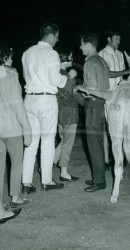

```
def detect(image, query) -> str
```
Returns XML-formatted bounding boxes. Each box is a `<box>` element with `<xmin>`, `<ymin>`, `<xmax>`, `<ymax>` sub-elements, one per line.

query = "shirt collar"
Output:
<box><xmin>37</xmin><ymin>41</ymin><xmax>52</xmax><ymax>49</ymax></box>
<box><xmin>85</xmin><ymin>53</ymin><xmax>98</xmax><ymax>61</ymax></box>
<box><xmin>106</xmin><ymin>45</ymin><xmax>117</xmax><ymax>53</ymax></box>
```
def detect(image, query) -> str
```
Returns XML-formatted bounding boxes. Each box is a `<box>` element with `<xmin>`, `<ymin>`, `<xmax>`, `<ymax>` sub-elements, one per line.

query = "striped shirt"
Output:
<box><xmin>99</xmin><ymin>45</ymin><xmax>125</xmax><ymax>90</ymax></box>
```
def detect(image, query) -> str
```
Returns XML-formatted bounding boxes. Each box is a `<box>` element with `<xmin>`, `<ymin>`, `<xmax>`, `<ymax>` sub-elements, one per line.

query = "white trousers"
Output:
<box><xmin>22</xmin><ymin>95</ymin><xmax>58</xmax><ymax>184</ymax></box>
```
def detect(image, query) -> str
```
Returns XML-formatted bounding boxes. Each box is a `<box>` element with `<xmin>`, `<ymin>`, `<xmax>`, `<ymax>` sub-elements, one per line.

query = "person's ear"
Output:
<box><xmin>3</xmin><ymin>56</ymin><xmax>7</xmax><ymax>64</ymax></box>
<box><xmin>49</xmin><ymin>34</ymin><xmax>54</xmax><ymax>42</ymax></box>
<box><xmin>107</xmin><ymin>37</ymin><xmax>111</xmax><ymax>43</ymax></box>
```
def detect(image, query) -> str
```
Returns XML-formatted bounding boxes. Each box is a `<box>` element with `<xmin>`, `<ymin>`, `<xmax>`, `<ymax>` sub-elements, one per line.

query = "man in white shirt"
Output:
<box><xmin>99</xmin><ymin>30</ymin><xmax>130</xmax><ymax>169</ymax></box>
<box><xmin>22</xmin><ymin>23</ymin><xmax>69</xmax><ymax>193</ymax></box>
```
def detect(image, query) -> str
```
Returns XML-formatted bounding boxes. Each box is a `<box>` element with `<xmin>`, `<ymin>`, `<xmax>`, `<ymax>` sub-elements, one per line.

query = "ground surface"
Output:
<box><xmin>1</xmin><ymin>131</ymin><xmax>130</xmax><ymax>250</ymax></box>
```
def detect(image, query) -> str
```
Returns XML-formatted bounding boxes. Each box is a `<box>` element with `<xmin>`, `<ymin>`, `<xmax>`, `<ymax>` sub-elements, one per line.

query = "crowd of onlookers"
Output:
<box><xmin>1</xmin><ymin>22</ymin><xmax>130</xmax><ymax>224</ymax></box>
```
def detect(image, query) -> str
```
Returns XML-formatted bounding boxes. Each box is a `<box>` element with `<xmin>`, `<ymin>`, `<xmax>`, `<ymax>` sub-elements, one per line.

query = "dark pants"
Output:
<box><xmin>84</xmin><ymin>98</ymin><xmax>105</xmax><ymax>184</ymax></box>
<box><xmin>0</xmin><ymin>136</ymin><xmax>23</xmax><ymax>200</ymax></box>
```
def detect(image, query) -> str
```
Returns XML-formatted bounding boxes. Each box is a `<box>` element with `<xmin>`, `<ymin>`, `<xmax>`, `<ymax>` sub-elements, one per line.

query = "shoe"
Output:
<box><xmin>22</xmin><ymin>184</ymin><xmax>36</xmax><ymax>194</ymax></box>
<box><xmin>0</xmin><ymin>208</ymin><xmax>21</xmax><ymax>224</ymax></box>
<box><xmin>84</xmin><ymin>182</ymin><xmax>106</xmax><ymax>192</ymax></box>
<box><xmin>59</xmin><ymin>176</ymin><xmax>79</xmax><ymax>182</ymax></box>
<box><xmin>85</xmin><ymin>179</ymin><xmax>94</xmax><ymax>185</ymax></box>
<box><xmin>41</xmin><ymin>181</ymin><xmax>64</xmax><ymax>191</ymax></box>
<box><xmin>10</xmin><ymin>199</ymin><xmax>30</xmax><ymax>208</ymax></box>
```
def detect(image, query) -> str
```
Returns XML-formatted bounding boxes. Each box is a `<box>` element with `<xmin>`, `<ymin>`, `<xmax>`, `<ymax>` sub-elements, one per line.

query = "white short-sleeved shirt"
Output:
<box><xmin>99</xmin><ymin>45</ymin><xmax>125</xmax><ymax>90</ymax></box>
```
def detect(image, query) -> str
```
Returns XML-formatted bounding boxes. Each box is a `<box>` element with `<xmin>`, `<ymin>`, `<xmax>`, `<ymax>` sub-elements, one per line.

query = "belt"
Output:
<box><xmin>27</xmin><ymin>92</ymin><xmax>55</xmax><ymax>95</ymax></box>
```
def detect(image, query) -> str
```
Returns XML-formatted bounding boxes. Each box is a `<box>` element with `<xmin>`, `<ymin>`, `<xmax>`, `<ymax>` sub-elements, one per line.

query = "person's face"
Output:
<box><xmin>60</xmin><ymin>53</ymin><xmax>73</xmax><ymax>69</ymax></box>
<box><xmin>51</xmin><ymin>31</ymin><xmax>59</xmax><ymax>47</ymax></box>
<box><xmin>108</xmin><ymin>35</ymin><xmax>121</xmax><ymax>50</ymax></box>
<box><xmin>4</xmin><ymin>55</ymin><xmax>13</xmax><ymax>66</ymax></box>
<box><xmin>80</xmin><ymin>39</ymin><xmax>90</xmax><ymax>56</ymax></box>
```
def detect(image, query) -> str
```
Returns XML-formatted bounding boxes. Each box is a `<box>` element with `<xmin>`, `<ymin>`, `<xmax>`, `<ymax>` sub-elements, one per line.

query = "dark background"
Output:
<box><xmin>1</xmin><ymin>0</ymin><xmax>130</xmax><ymax>82</ymax></box>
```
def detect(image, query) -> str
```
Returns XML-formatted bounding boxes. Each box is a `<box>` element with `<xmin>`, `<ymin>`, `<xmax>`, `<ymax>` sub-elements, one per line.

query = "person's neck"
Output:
<box><xmin>87</xmin><ymin>49</ymin><xmax>97</xmax><ymax>59</ymax></box>
<box><xmin>108</xmin><ymin>44</ymin><xmax>116</xmax><ymax>52</ymax></box>
<box><xmin>90</xmin><ymin>50</ymin><xmax>97</xmax><ymax>56</ymax></box>
<box><xmin>41</xmin><ymin>39</ymin><xmax>52</xmax><ymax>47</ymax></box>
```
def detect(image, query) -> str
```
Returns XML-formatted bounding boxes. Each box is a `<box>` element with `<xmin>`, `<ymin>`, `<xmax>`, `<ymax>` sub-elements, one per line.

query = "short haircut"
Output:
<box><xmin>57</xmin><ymin>46</ymin><xmax>72</xmax><ymax>63</ymax></box>
<box><xmin>107</xmin><ymin>30</ymin><xmax>121</xmax><ymax>38</ymax></box>
<box><xmin>40</xmin><ymin>23</ymin><xmax>59</xmax><ymax>39</ymax></box>
<box><xmin>0</xmin><ymin>42</ymin><xmax>13</xmax><ymax>65</ymax></box>
<box><xmin>80</xmin><ymin>33</ymin><xmax>99</xmax><ymax>48</ymax></box>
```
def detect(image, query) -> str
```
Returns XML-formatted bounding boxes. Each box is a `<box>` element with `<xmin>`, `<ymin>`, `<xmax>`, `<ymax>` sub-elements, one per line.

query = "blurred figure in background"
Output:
<box><xmin>0</xmin><ymin>42</ymin><xmax>31</xmax><ymax>208</ymax></box>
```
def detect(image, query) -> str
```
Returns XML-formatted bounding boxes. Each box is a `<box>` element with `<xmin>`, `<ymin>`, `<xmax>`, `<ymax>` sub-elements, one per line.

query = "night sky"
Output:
<box><xmin>1</xmin><ymin>0</ymin><xmax>130</xmax><ymax>78</ymax></box>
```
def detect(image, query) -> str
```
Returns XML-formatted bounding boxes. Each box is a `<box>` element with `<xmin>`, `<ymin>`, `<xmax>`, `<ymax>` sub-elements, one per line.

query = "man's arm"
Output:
<box><xmin>48</xmin><ymin>51</ymin><xmax>67</xmax><ymax>88</ymax></box>
<box><xmin>74</xmin><ymin>85</ymin><xmax>114</xmax><ymax>101</ymax></box>
<box><xmin>109</xmin><ymin>69</ymin><xmax>130</xmax><ymax>78</ymax></box>
<box><xmin>99</xmin><ymin>50</ymin><xmax>130</xmax><ymax>78</ymax></box>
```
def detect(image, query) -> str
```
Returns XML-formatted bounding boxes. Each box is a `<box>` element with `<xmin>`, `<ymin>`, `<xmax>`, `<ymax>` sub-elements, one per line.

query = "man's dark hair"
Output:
<box><xmin>40</xmin><ymin>23</ymin><xmax>59</xmax><ymax>39</ymax></box>
<box><xmin>0</xmin><ymin>42</ymin><xmax>13</xmax><ymax>65</ymax></box>
<box><xmin>80</xmin><ymin>33</ymin><xmax>99</xmax><ymax>49</ymax></box>
<box><xmin>107</xmin><ymin>30</ymin><xmax>121</xmax><ymax>39</ymax></box>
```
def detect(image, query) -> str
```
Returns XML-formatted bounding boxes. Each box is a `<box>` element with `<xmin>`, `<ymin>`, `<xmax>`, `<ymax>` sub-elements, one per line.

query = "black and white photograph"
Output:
<box><xmin>0</xmin><ymin>0</ymin><xmax>130</xmax><ymax>249</ymax></box>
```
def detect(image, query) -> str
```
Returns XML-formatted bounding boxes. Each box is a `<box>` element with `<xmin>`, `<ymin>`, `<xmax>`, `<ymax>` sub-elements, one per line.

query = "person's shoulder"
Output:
<box><xmin>50</xmin><ymin>48</ymin><xmax>59</xmax><ymax>56</ymax></box>
<box><xmin>47</xmin><ymin>49</ymin><xmax>59</xmax><ymax>60</ymax></box>
<box><xmin>22</xmin><ymin>45</ymin><xmax>37</xmax><ymax>57</ymax></box>
<box><xmin>87</xmin><ymin>55</ymin><xmax>100</xmax><ymax>63</ymax></box>
<box><xmin>99</xmin><ymin>46</ymin><xmax>109</xmax><ymax>56</ymax></box>
<box><xmin>99</xmin><ymin>47</ymin><xmax>107</xmax><ymax>53</ymax></box>
<box><xmin>5</xmin><ymin>66</ymin><xmax>18</xmax><ymax>77</ymax></box>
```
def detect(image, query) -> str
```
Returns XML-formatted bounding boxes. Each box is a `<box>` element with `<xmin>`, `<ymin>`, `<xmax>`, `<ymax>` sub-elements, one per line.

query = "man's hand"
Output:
<box><xmin>73</xmin><ymin>85</ymin><xmax>89</xmax><ymax>95</ymax></box>
<box><xmin>68</xmin><ymin>69</ymin><xmax>77</xmax><ymax>79</ymax></box>
<box><xmin>123</xmin><ymin>68</ymin><xmax>130</xmax><ymax>75</ymax></box>
<box><xmin>24</xmin><ymin>134</ymin><xmax>32</xmax><ymax>147</ymax></box>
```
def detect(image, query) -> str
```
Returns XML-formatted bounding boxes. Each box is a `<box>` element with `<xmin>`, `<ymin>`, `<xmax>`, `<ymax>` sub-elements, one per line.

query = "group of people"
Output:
<box><xmin>0</xmin><ymin>22</ymin><xmax>130</xmax><ymax>223</ymax></box>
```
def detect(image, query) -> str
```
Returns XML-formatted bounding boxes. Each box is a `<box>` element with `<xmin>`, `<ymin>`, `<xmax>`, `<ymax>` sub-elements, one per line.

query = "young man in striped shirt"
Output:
<box><xmin>99</xmin><ymin>30</ymin><xmax>130</xmax><ymax>90</ymax></box>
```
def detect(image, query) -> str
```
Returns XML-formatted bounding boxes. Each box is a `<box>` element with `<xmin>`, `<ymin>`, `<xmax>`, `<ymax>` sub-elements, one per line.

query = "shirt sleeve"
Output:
<box><xmin>47</xmin><ymin>50</ymin><xmax>67</xmax><ymax>88</ymax></box>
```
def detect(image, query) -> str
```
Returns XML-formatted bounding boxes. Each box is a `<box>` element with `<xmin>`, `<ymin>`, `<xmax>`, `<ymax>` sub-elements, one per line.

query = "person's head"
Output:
<box><xmin>80</xmin><ymin>33</ymin><xmax>99</xmax><ymax>56</ymax></box>
<box><xmin>107</xmin><ymin>30</ymin><xmax>121</xmax><ymax>50</ymax></box>
<box><xmin>57</xmin><ymin>46</ymin><xmax>73</xmax><ymax>69</ymax></box>
<box><xmin>0</xmin><ymin>42</ymin><xmax>14</xmax><ymax>66</ymax></box>
<box><xmin>40</xmin><ymin>23</ymin><xmax>59</xmax><ymax>47</ymax></box>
